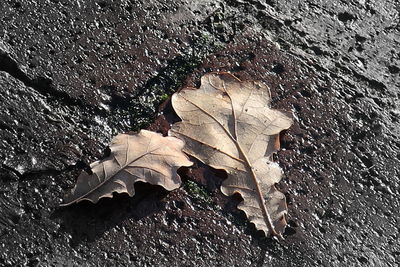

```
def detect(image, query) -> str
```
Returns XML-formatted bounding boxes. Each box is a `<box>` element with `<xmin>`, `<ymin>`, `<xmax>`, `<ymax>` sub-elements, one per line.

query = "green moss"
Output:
<box><xmin>107</xmin><ymin>29</ymin><xmax>227</xmax><ymax>132</ymax></box>
<box><xmin>184</xmin><ymin>180</ymin><xmax>218</xmax><ymax>210</ymax></box>
<box><xmin>159</xmin><ymin>93</ymin><xmax>169</xmax><ymax>102</ymax></box>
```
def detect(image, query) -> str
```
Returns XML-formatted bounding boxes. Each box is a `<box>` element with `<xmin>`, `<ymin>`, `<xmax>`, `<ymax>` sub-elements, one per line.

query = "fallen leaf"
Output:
<box><xmin>62</xmin><ymin>130</ymin><xmax>193</xmax><ymax>206</ymax></box>
<box><xmin>169</xmin><ymin>73</ymin><xmax>292</xmax><ymax>237</ymax></box>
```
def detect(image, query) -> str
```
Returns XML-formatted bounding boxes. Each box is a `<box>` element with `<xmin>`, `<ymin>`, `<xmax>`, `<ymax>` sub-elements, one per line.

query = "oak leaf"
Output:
<box><xmin>169</xmin><ymin>73</ymin><xmax>292</xmax><ymax>237</ymax></box>
<box><xmin>62</xmin><ymin>130</ymin><xmax>192</xmax><ymax>206</ymax></box>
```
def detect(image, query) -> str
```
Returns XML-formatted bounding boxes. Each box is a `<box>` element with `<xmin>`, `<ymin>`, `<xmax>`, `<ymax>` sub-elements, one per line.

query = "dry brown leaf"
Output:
<box><xmin>62</xmin><ymin>130</ymin><xmax>193</xmax><ymax>206</ymax></box>
<box><xmin>169</xmin><ymin>73</ymin><xmax>293</xmax><ymax>237</ymax></box>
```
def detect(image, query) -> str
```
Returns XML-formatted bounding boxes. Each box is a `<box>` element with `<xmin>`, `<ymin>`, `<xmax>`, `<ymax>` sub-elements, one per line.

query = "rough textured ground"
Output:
<box><xmin>0</xmin><ymin>0</ymin><xmax>399</xmax><ymax>266</ymax></box>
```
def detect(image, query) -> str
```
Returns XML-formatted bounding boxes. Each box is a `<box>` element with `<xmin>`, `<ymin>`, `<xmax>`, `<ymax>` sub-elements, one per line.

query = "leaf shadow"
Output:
<box><xmin>51</xmin><ymin>182</ymin><xmax>169</xmax><ymax>247</ymax></box>
<box><xmin>182</xmin><ymin>158</ymin><xmax>300</xmax><ymax>266</ymax></box>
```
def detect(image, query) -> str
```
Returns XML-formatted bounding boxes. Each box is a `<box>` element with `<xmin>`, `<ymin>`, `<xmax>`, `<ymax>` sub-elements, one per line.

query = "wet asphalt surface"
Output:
<box><xmin>0</xmin><ymin>0</ymin><xmax>399</xmax><ymax>266</ymax></box>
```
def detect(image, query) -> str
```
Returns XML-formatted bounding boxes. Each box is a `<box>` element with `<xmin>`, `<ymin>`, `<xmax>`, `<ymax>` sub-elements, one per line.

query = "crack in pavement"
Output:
<box><xmin>0</xmin><ymin>47</ymin><xmax>105</xmax><ymax>115</ymax></box>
